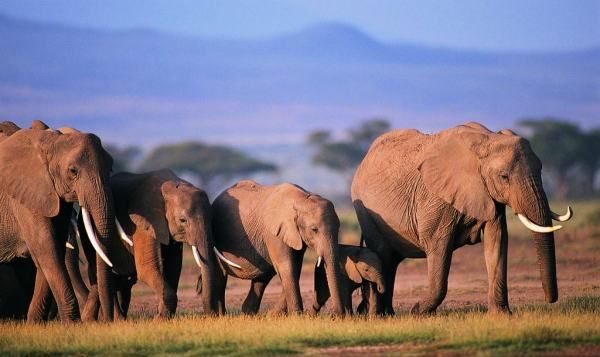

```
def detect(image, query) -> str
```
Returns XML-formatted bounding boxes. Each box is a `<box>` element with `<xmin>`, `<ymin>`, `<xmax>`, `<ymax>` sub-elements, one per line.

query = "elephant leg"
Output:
<box><xmin>242</xmin><ymin>271</ymin><xmax>275</xmax><ymax>314</ymax></box>
<box><xmin>135</xmin><ymin>238</ymin><xmax>176</xmax><ymax>319</ymax></box>
<box><xmin>26</xmin><ymin>230</ymin><xmax>80</xmax><ymax>322</ymax></box>
<box><xmin>114</xmin><ymin>275</ymin><xmax>135</xmax><ymax>319</ymax></box>
<box><xmin>272</xmin><ymin>250</ymin><xmax>303</xmax><ymax>314</ymax></box>
<box><xmin>379</xmin><ymin>257</ymin><xmax>401</xmax><ymax>315</ymax></box>
<box><xmin>411</xmin><ymin>240</ymin><xmax>453</xmax><ymax>315</ymax></box>
<box><xmin>26</xmin><ymin>270</ymin><xmax>54</xmax><ymax>322</ymax></box>
<box><xmin>356</xmin><ymin>283</ymin><xmax>369</xmax><ymax>315</ymax></box>
<box><xmin>82</xmin><ymin>286</ymin><xmax>100</xmax><ymax>322</ymax></box>
<box><xmin>214</xmin><ymin>269</ymin><xmax>228</xmax><ymax>315</ymax></box>
<box><xmin>367</xmin><ymin>282</ymin><xmax>379</xmax><ymax>316</ymax></box>
<box><xmin>139</xmin><ymin>266</ymin><xmax>176</xmax><ymax>319</ymax></box>
<box><xmin>483</xmin><ymin>213</ymin><xmax>510</xmax><ymax>314</ymax></box>
<box><xmin>269</xmin><ymin>290</ymin><xmax>288</xmax><ymax>316</ymax></box>
<box><xmin>310</xmin><ymin>262</ymin><xmax>330</xmax><ymax>315</ymax></box>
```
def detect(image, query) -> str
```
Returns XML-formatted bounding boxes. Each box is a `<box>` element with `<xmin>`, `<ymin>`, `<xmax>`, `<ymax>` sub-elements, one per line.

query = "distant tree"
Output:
<box><xmin>517</xmin><ymin>118</ymin><xmax>600</xmax><ymax>200</ymax></box>
<box><xmin>579</xmin><ymin>129</ymin><xmax>600</xmax><ymax>195</ymax></box>
<box><xmin>138</xmin><ymin>141</ymin><xmax>277</xmax><ymax>192</ymax></box>
<box><xmin>104</xmin><ymin>144</ymin><xmax>142</xmax><ymax>173</ymax></box>
<box><xmin>307</xmin><ymin>118</ymin><xmax>391</xmax><ymax>182</ymax></box>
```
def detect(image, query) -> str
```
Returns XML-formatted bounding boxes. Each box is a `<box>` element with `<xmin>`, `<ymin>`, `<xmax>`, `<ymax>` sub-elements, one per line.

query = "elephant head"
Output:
<box><xmin>418</xmin><ymin>122</ymin><xmax>571</xmax><ymax>303</ymax></box>
<box><xmin>267</xmin><ymin>184</ymin><xmax>347</xmax><ymax>315</ymax></box>
<box><xmin>0</xmin><ymin>128</ymin><xmax>118</xmax><ymax>319</ymax></box>
<box><xmin>344</xmin><ymin>247</ymin><xmax>385</xmax><ymax>294</ymax></box>
<box><xmin>123</xmin><ymin>171</ymin><xmax>218</xmax><ymax>313</ymax></box>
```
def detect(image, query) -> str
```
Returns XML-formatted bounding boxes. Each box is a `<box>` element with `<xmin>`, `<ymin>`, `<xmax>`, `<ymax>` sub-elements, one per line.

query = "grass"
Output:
<box><xmin>0</xmin><ymin>296</ymin><xmax>598</xmax><ymax>356</ymax></box>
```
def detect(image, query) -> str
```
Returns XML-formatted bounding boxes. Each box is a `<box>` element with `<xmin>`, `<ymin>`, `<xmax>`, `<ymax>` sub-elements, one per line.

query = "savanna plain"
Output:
<box><xmin>1</xmin><ymin>201</ymin><xmax>599</xmax><ymax>356</ymax></box>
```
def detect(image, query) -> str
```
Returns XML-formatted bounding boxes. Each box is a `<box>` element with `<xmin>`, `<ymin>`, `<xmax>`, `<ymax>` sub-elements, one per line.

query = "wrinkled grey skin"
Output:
<box><xmin>352</xmin><ymin>122</ymin><xmax>562</xmax><ymax>315</ymax></box>
<box><xmin>71</xmin><ymin>169</ymin><xmax>218</xmax><ymax>319</ymax></box>
<box><xmin>0</xmin><ymin>126</ymin><xmax>118</xmax><ymax>323</ymax></box>
<box><xmin>210</xmin><ymin>180</ymin><xmax>348</xmax><ymax>316</ymax></box>
<box><xmin>310</xmin><ymin>244</ymin><xmax>385</xmax><ymax>316</ymax></box>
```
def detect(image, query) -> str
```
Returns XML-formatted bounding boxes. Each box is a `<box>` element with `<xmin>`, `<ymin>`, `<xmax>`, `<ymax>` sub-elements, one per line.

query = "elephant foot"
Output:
<box><xmin>356</xmin><ymin>300</ymin><xmax>368</xmax><ymax>315</ymax></box>
<box><xmin>409</xmin><ymin>302</ymin><xmax>436</xmax><ymax>316</ymax></box>
<box><xmin>488</xmin><ymin>305</ymin><xmax>512</xmax><ymax>315</ymax></box>
<box><xmin>241</xmin><ymin>301</ymin><xmax>259</xmax><ymax>315</ymax></box>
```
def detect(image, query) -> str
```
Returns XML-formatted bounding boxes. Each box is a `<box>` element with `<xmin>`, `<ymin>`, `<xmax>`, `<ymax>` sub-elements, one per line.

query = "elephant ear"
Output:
<box><xmin>345</xmin><ymin>254</ymin><xmax>363</xmax><ymax>285</ymax></box>
<box><xmin>268</xmin><ymin>194</ymin><xmax>303</xmax><ymax>251</ymax></box>
<box><xmin>0</xmin><ymin>130</ymin><xmax>60</xmax><ymax>217</ymax></box>
<box><xmin>418</xmin><ymin>129</ymin><xmax>496</xmax><ymax>222</ymax></box>
<box><xmin>127</xmin><ymin>177</ymin><xmax>170</xmax><ymax>245</ymax></box>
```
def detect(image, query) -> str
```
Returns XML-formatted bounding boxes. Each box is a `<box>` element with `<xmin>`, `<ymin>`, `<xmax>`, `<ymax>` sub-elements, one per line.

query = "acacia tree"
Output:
<box><xmin>139</xmin><ymin>141</ymin><xmax>277</xmax><ymax>194</ymax></box>
<box><xmin>307</xmin><ymin>118</ymin><xmax>391</xmax><ymax>183</ymax></box>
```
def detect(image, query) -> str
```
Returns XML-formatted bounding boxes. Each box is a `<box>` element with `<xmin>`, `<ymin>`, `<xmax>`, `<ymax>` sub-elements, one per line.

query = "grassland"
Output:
<box><xmin>0</xmin><ymin>296</ymin><xmax>599</xmax><ymax>356</ymax></box>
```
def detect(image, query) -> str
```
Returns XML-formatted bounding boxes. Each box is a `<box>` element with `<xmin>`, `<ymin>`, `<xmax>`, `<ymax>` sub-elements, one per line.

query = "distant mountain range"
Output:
<box><xmin>0</xmin><ymin>12</ymin><xmax>598</xmax><ymax>149</ymax></box>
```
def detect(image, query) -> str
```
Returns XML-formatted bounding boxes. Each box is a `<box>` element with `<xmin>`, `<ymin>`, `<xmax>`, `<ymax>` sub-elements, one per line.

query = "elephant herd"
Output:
<box><xmin>0</xmin><ymin>120</ymin><xmax>572</xmax><ymax>323</ymax></box>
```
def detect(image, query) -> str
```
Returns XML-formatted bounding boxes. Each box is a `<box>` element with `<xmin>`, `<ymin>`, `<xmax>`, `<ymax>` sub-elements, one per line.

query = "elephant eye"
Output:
<box><xmin>68</xmin><ymin>166</ymin><xmax>78</xmax><ymax>176</ymax></box>
<box><xmin>500</xmin><ymin>173</ymin><xmax>509</xmax><ymax>181</ymax></box>
<box><xmin>179</xmin><ymin>216</ymin><xmax>187</xmax><ymax>224</ymax></box>
<box><xmin>311</xmin><ymin>226</ymin><xmax>318</xmax><ymax>233</ymax></box>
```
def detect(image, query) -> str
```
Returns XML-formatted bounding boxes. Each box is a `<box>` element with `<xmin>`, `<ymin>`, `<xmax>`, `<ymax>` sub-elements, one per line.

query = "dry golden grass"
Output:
<box><xmin>0</xmin><ymin>296</ymin><xmax>598</xmax><ymax>356</ymax></box>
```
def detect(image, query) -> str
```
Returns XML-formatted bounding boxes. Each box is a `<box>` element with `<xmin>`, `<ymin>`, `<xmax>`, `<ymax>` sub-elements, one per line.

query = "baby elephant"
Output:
<box><xmin>311</xmin><ymin>244</ymin><xmax>385</xmax><ymax>316</ymax></box>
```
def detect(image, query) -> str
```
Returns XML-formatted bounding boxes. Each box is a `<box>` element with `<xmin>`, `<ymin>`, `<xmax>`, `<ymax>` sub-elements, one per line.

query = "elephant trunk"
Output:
<box><xmin>191</xmin><ymin>224</ymin><xmax>219</xmax><ymax>314</ymax></box>
<box><xmin>84</xmin><ymin>181</ymin><xmax>117</xmax><ymax>321</ymax></box>
<box><xmin>514</xmin><ymin>175</ymin><xmax>558</xmax><ymax>303</ymax></box>
<box><xmin>372</xmin><ymin>271</ymin><xmax>385</xmax><ymax>294</ymax></box>
<box><xmin>321</xmin><ymin>240</ymin><xmax>346</xmax><ymax>316</ymax></box>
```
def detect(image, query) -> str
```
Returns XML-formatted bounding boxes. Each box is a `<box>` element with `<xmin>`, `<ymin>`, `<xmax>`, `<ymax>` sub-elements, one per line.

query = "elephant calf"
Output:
<box><xmin>210</xmin><ymin>180</ymin><xmax>348</xmax><ymax>316</ymax></box>
<box><xmin>310</xmin><ymin>244</ymin><xmax>385</xmax><ymax>316</ymax></box>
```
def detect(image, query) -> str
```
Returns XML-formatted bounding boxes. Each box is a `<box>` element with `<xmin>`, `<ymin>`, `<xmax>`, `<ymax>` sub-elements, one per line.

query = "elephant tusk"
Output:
<box><xmin>213</xmin><ymin>247</ymin><xmax>242</xmax><ymax>269</ymax></box>
<box><xmin>115</xmin><ymin>218</ymin><xmax>134</xmax><ymax>246</ymax></box>
<box><xmin>517</xmin><ymin>214</ymin><xmax>562</xmax><ymax>233</ymax></box>
<box><xmin>316</xmin><ymin>256</ymin><xmax>323</xmax><ymax>267</ymax></box>
<box><xmin>192</xmin><ymin>246</ymin><xmax>204</xmax><ymax>268</ymax></box>
<box><xmin>551</xmin><ymin>206</ymin><xmax>573</xmax><ymax>222</ymax></box>
<box><xmin>81</xmin><ymin>207</ymin><xmax>113</xmax><ymax>267</ymax></box>
<box><xmin>66</xmin><ymin>242</ymin><xmax>75</xmax><ymax>250</ymax></box>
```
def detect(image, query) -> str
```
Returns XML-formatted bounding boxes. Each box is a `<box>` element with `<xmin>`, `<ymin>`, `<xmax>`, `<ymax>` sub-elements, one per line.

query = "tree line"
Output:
<box><xmin>108</xmin><ymin>117</ymin><xmax>598</xmax><ymax>201</ymax></box>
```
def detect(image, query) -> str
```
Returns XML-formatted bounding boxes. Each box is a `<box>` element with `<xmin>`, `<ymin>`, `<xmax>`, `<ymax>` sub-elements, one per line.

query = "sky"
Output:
<box><xmin>0</xmin><ymin>0</ymin><xmax>597</xmax><ymax>51</ymax></box>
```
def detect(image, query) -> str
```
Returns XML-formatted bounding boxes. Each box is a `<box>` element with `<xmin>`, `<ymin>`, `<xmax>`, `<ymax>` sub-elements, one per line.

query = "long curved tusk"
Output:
<box><xmin>517</xmin><ymin>214</ymin><xmax>562</xmax><ymax>233</ymax></box>
<box><xmin>316</xmin><ymin>256</ymin><xmax>323</xmax><ymax>267</ymax></box>
<box><xmin>192</xmin><ymin>246</ymin><xmax>204</xmax><ymax>268</ymax></box>
<box><xmin>115</xmin><ymin>218</ymin><xmax>134</xmax><ymax>246</ymax></box>
<box><xmin>551</xmin><ymin>206</ymin><xmax>573</xmax><ymax>222</ymax></box>
<box><xmin>81</xmin><ymin>207</ymin><xmax>113</xmax><ymax>267</ymax></box>
<box><xmin>213</xmin><ymin>247</ymin><xmax>242</xmax><ymax>269</ymax></box>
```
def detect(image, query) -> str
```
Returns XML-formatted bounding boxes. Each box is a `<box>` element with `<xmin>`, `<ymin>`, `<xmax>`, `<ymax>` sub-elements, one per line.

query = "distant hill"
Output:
<box><xmin>0</xmin><ymin>12</ymin><xmax>598</xmax><ymax>148</ymax></box>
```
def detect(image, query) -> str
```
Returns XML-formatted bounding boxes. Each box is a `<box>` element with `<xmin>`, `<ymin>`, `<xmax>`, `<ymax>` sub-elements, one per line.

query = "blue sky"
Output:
<box><xmin>0</xmin><ymin>0</ymin><xmax>597</xmax><ymax>51</ymax></box>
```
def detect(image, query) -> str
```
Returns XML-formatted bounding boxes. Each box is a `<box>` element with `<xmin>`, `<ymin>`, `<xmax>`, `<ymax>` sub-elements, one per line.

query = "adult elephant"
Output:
<box><xmin>0</xmin><ymin>128</ymin><xmax>119</xmax><ymax>322</ymax></box>
<box><xmin>351</xmin><ymin>122</ymin><xmax>572</xmax><ymax>315</ymax></box>
<box><xmin>211</xmin><ymin>180</ymin><xmax>347</xmax><ymax>315</ymax></box>
<box><xmin>74</xmin><ymin>169</ymin><xmax>218</xmax><ymax>318</ymax></box>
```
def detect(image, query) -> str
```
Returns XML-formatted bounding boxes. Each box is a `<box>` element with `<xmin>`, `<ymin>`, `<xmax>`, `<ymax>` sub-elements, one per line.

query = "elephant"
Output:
<box><xmin>72</xmin><ymin>169</ymin><xmax>218</xmax><ymax>319</ymax></box>
<box><xmin>310</xmin><ymin>244</ymin><xmax>385</xmax><ymax>316</ymax></box>
<box><xmin>351</xmin><ymin>122</ymin><xmax>573</xmax><ymax>315</ymax></box>
<box><xmin>209</xmin><ymin>180</ymin><xmax>347</xmax><ymax>315</ymax></box>
<box><xmin>0</xmin><ymin>126</ymin><xmax>120</xmax><ymax>322</ymax></box>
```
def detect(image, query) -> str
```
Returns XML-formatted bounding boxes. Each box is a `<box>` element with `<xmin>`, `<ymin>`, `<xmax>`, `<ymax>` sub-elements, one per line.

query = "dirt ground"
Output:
<box><xmin>128</xmin><ymin>226</ymin><xmax>600</xmax><ymax>315</ymax></box>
